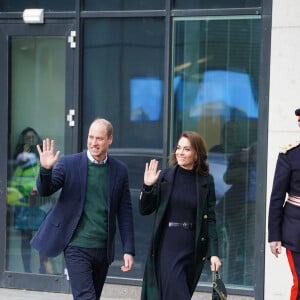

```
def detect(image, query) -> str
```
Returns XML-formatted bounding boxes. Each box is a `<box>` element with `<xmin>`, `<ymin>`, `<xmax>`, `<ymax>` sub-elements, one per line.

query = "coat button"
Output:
<box><xmin>201</xmin><ymin>237</ymin><xmax>205</xmax><ymax>241</ymax></box>
<box><xmin>202</xmin><ymin>257</ymin><xmax>206</xmax><ymax>261</ymax></box>
<box><xmin>203</xmin><ymin>214</ymin><xmax>208</xmax><ymax>219</ymax></box>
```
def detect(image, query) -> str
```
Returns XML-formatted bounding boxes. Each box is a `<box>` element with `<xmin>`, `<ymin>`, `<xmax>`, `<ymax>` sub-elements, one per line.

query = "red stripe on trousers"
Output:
<box><xmin>287</xmin><ymin>249</ymin><xmax>299</xmax><ymax>300</ymax></box>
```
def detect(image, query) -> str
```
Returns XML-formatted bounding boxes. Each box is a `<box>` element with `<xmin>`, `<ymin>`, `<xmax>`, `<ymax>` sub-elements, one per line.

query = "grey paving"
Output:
<box><xmin>0</xmin><ymin>284</ymin><xmax>139</xmax><ymax>300</ymax></box>
<box><xmin>0</xmin><ymin>288</ymin><xmax>72</xmax><ymax>300</ymax></box>
<box><xmin>0</xmin><ymin>285</ymin><xmax>255</xmax><ymax>300</ymax></box>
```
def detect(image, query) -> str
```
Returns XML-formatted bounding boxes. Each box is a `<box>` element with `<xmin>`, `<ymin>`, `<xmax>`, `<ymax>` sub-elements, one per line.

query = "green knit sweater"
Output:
<box><xmin>69</xmin><ymin>161</ymin><xmax>108</xmax><ymax>248</ymax></box>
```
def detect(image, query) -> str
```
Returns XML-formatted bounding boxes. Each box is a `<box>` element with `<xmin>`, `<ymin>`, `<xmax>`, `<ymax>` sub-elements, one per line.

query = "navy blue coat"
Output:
<box><xmin>31</xmin><ymin>151</ymin><xmax>135</xmax><ymax>264</ymax></box>
<box><xmin>139</xmin><ymin>166</ymin><xmax>219</xmax><ymax>299</ymax></box>
<box><xmin>268</xmin><ymin>143</ymin><xmax>300</xmax><ymax>251</ymax></box>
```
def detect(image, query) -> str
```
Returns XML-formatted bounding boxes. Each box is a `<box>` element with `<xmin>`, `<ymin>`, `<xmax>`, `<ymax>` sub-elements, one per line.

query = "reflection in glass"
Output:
<box><xmin>82</xmin><ymin>18</ymin><xmax>165</xmax><ymax>149</ymax></box>
<box><xmin>8</xmin><ymin>128</ymin><xmax>46</xmax><ymax>273</ymax></box>
<box><xmin>83</xmin><ymin>18</ymin><xmax>165</xmax><ymax>283</ymax></box>
<box><xmin>172</xmin><ymin>16</ymin><xmax>261</xmax><ymax>288</ymax></box>
<box><xmin>130</xmin><ymin>77</ymin><xmax>163</xmax><ymax>122</ymax></box>
<box><xmin>6</xmin><ymin>37</ymin><xmax>65</xmax><ymax>274</ymax></box>
<box><xmin>107</xmin><ymin>156</ymin><xmax>163</xmax><ymax>280</ymax></box>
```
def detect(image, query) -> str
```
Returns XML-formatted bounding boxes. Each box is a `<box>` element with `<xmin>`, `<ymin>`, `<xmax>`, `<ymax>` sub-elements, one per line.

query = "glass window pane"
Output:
<box><xmin>6</xmin><ymin>36</ymin><xmax>66</xmax><ymax>275</ymax></box>
<box><xmin>82</xmin><ymin>18</ymin><xmax>165</xmax><ymax>150</ymax></box>
<box><xmin>82</xmin><ymin>18</ymin><xmax>165</xmax><ymax>281</ymax></box>
<box><xmin>0</xmin><ymin>0</ymin><xmax>75</xmax><ymax>12</ymax></box>
<box><xmin>83</xmin><ymin>0</ymin><xmax>164</xmax><ymax>11</ymax></box>
<box><xmin>173</xmin><ymin>0</ymin><xmax>261</xmax><ymax>9</ymax></box>
<box><xmin>172</xmin><ymin>16</ymin><xmax>260</xmax><ymax>288</ymax></box>
<box><xmin>106</xmin><ymin>155</ymin><xmax>163</xmax><ymax>280</ymax></box>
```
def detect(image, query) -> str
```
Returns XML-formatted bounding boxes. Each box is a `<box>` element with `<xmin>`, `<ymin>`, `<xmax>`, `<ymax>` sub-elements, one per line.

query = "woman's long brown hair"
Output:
<box><xmin>168</xmin><ymin>131</ymin><xmax>209</xmax><ymax>176</ymax></box>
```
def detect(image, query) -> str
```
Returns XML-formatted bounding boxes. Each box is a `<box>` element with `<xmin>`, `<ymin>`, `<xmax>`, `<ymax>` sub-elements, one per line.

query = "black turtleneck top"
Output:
<box><xmin>164</xmin><ymin>166</ymin><xmax>197</xmax><ymax>224</ymax></box>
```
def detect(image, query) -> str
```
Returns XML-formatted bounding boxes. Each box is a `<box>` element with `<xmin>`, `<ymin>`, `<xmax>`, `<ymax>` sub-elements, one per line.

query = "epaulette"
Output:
<box><xmin>279</xmin><ymin>141</ymin><xmax>300</xmax><ymax>154</ymax></box>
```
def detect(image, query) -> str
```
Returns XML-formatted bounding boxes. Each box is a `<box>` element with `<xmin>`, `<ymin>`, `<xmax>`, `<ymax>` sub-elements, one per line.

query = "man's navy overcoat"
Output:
<box><xmin>31</xmin><ymin>150</ymin><xmax>135</xmax><ymax>264</ymax></box>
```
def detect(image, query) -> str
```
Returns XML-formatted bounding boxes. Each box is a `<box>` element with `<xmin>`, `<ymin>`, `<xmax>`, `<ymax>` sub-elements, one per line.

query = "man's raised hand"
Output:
<box><xmin>37</xmin><ymin>138</ymin><xmax>60</xmax><ymax>169</ymax></box>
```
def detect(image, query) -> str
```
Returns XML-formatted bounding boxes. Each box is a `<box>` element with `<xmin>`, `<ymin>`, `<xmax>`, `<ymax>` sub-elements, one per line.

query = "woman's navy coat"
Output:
<box><xmin>139</xmin><ymin>165</ymin><xmax>219</xmax><ymax>300</ymax></box>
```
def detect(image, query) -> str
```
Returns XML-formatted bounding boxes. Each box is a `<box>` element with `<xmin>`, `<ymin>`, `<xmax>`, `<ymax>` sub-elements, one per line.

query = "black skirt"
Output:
<box><xmin>156</xmin><ymin>225</ymin><xmax>196</xmax><ymax>300</ymax></box>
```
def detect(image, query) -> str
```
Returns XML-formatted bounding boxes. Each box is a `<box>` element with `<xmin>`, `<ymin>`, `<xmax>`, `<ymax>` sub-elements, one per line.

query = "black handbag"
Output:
<box><xmin>212</xmin><ymin>271</ymin><xmax>227</xmax><ymax>300</ymax></box>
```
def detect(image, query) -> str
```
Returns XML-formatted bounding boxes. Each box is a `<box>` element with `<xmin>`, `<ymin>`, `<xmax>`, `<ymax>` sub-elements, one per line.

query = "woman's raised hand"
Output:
<box><xmin>144</xmin><ymin>159</ymin><xmax>161</xmax><ymax>186</ymax></box>
<box><xmin>37</xmin><ymin>138</ymin><xmax>60</xmax><ymax>170</ymax></box>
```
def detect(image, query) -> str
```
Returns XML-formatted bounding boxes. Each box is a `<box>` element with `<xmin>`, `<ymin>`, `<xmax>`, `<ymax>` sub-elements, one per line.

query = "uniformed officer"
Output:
<box><xmin>268</xmin><ymin>108</ymin><xmax>300</xmax><ymax>300</ymax></box>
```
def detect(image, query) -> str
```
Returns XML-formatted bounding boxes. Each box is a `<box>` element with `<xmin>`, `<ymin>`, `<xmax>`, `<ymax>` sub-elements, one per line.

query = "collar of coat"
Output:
<box><xmin>161</xmin><ymin>165</ymin><xmax>210</xmax><ymax>188</ymax></box>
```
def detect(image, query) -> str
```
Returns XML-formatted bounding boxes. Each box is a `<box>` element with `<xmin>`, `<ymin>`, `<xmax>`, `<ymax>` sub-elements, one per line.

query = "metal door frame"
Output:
<box><xmin>0</xmin><ymin>20</ymin><xmax>78</xmax><ymax>293</ymax></box>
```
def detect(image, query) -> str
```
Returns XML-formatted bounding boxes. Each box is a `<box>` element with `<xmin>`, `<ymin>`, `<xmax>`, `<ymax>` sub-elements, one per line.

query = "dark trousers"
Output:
<box><xmin>287</xmin><ymin>249</ymin><xmax>300</xmax><ymax>300</ymax></box>
<box><xmin>64</xmin><ymin>246</ymin><xmax>109</xmax><ymax>300</ymax></box>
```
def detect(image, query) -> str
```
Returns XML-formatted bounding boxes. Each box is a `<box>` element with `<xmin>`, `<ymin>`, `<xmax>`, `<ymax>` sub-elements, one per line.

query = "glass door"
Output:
<box><xmin>0</xmin><ymin>23</ymin><xmax>76</xmax><ymax>292</ymax></box>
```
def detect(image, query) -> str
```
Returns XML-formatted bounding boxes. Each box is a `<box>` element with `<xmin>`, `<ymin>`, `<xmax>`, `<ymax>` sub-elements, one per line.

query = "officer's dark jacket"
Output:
<box><xmin>268</xmin><ymin>143</ymin><xmax>300</xmax><ymax>251</ymax></box>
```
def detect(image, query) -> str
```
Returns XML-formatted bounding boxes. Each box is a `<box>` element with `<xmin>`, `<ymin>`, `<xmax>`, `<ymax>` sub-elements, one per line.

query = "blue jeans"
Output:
<box><xmin>64</xmin><ymin>246</ymin><xmax>109</xmax><ymax>300</ymax></box>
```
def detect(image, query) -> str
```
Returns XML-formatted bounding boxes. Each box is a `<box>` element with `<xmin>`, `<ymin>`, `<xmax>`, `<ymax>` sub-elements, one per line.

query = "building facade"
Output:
<box><xmin>265</xmin><ymin>1</ymin><xmax>300</xmax><ymax>299</ymax></box>
<box><xmin>0</xmin><ymin>0</ymin><xmax>297</xmax><ymax>299</ymax></box>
